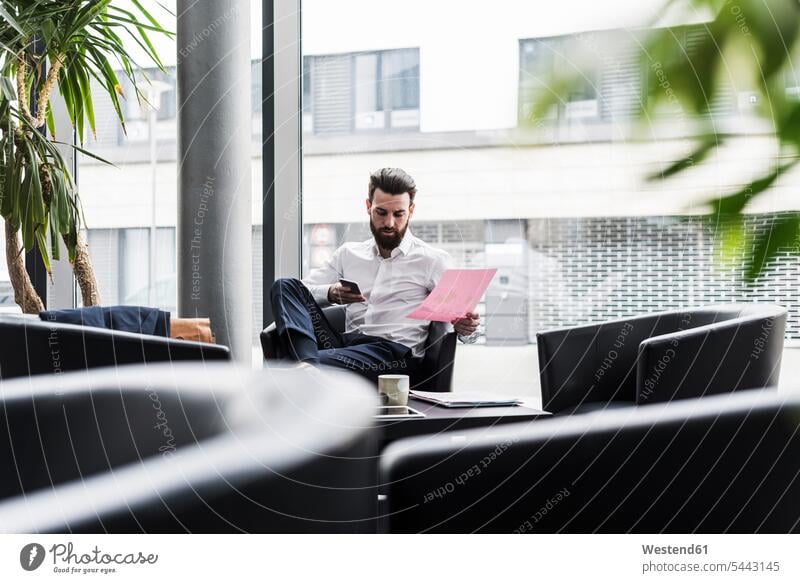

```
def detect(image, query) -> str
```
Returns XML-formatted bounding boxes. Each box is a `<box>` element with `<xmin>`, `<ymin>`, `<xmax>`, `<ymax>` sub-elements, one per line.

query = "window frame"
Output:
<box><xmin>262</xmin><ymin>0</ymin><xmax>303</xmax><ymax>326</ymax></box>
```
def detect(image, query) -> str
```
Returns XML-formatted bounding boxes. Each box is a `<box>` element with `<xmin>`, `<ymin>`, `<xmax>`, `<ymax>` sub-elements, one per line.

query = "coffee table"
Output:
<box><xmin>374</xmin><ymin>397</ymin><xmax>550</xmax><ymax>448</ymax></box>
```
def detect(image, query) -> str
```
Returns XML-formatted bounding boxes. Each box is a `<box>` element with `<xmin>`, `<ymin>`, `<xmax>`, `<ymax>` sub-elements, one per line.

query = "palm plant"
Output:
<box><xmin>529</xmin><ymin>0</ymin><xmax>800</xmax><ymax>281</ymax></box>
<box><xmin>0</xmin><ymin>0</ymin><xmax>172</xmax><ymax>312</ymax></box>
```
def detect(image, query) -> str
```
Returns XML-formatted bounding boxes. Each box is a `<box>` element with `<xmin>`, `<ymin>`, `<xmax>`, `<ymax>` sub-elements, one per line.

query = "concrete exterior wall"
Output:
<box><xmin>78</xmin><ymin>134</ymin><xmax>797</xmax><ymax>230</ymax></box>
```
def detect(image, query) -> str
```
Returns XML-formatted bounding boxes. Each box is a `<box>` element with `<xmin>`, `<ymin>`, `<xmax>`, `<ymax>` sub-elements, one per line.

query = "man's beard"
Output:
<box><xmin>370</xmin><ymin>220</ymin><xmax>408</xmax><ymax>252</ymax></box>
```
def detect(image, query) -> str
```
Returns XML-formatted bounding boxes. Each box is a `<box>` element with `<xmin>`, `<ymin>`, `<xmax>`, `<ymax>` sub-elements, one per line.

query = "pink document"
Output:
<box><xmin>407</xmin><ymin>268</ymin><xmax>497</xmax><ymax>322</ymax></box>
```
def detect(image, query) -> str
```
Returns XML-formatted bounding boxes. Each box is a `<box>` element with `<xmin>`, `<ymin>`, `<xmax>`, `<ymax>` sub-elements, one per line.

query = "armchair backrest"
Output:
<box><xmin>0</xmin><ymin>315</ymin><xmax>230</xmax><ymax>380</ymax></box>
<box><xmin>635</xmin><ymin>304</ymin><xmax>785</xmax><ymax>404</ymax></box>
<box><xmin>537</xmin><ymin>311</ymin><xmax>690</xmax><ymax>412</ymax></box>
<box><xmin>537</xmin><ymin>304</ymin><xmax>787</xmax><ymax>413</ymax></box>
<box><xmin>0</xmin><ymin>364</ymin><xmax>377</xmax><ymax>533</ymax></box>
<box><xmin>381</xmin><ymin>389</ymin><xmax>800</xmax><ymax>533</ymax></box>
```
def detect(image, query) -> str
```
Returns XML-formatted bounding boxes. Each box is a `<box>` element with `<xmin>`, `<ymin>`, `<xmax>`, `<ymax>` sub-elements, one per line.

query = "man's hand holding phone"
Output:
<box><xmin>329</xmin><ymin>279</ymin><xmax>367</xmax><ymax>304</ymax></box>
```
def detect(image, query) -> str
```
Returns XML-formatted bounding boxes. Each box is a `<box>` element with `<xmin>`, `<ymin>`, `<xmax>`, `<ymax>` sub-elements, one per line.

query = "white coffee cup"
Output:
<box><xmin>378</xmin><ymin>374</ymin><xmax>410</xmax><ymax>406</ymax></box>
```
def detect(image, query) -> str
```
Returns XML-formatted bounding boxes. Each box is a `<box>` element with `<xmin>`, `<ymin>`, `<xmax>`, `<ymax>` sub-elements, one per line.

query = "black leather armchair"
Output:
<box><xmin>536</xmin><ymin>304</ymin><xmax>786</xmax><ymax>414</ymax></box>
<box><xmin>0</xmin><ymin>363</ymin><xmax>378</xmax><ymax>533</ymax></box>
<box><xmin>261</xmin><ymin>304</ymin><xmax>457</xmax><ymax>392</ymax></box>
<box><xmin>0</xmin><ymin>315</ymin><xmax>230</xmax><ymax>380</ymax></box>
<box><xmin>381</xmin><ymin>388</ymin><xmax>800</xmax><ymax>533</ymax></box>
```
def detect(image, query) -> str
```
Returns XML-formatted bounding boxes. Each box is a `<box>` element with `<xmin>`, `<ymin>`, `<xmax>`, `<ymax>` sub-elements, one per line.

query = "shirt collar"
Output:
<box><xmin>372</xmin><ymin>229</ymin><xmax>415</xmax><ymax>258</ymax></box>
<box><xmin>397</xmin><ymin>229</ymin><xmax>414</xmax><ymax>255</ymax></box>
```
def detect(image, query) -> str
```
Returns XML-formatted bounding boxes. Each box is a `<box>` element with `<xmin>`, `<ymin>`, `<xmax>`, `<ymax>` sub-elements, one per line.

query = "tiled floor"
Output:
<box><xmin>452</xmin><ymin>344</ymin><xmax>800</xmax><ymax>411</ymax></box>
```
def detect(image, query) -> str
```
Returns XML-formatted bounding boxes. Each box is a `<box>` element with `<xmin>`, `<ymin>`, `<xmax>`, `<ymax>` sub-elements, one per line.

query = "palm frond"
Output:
<box><xmin>0</xmin><ymin>0</ymin><xmax>171</xmax><ymax>272</ymax></box>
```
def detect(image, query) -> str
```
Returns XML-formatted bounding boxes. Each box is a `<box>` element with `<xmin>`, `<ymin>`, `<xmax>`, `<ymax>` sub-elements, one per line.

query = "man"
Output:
<box><xmin>270</xmin><ymin>167</ymin><xmax>480</xmax><ymax>381</ymax></box>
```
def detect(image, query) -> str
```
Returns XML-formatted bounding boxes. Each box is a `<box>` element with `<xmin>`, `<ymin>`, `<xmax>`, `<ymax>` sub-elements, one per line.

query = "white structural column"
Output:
<box><xmin>177</xmin><ymin>0</ymin><xmax>252</xmax><ymax>363</ymax></box>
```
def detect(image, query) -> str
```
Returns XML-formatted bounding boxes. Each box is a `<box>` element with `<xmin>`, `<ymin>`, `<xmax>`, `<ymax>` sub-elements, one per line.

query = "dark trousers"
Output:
<box><xmin>270</xmin><ymin>278</ymin><xmax>414</xmax><ymax>383</ymax></box>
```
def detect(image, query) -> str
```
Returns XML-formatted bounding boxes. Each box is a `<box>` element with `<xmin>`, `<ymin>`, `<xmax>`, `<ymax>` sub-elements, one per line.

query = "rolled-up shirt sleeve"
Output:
<box><xmin>458</xmin><ymin>330</ymin><xmax>479</xmax><ymax>344</ymax></box>
<box><xmin>301</xmin><ymin>247</ymin><xmax>342</xmax><ymax>307</ymax></box>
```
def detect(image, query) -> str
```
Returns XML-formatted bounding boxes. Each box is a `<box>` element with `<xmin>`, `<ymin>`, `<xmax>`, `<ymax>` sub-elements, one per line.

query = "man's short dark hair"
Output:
<box><xmin>368</xmin><ymin>168</ymin><xmax>417</xmax><ymax>202</ymax></box>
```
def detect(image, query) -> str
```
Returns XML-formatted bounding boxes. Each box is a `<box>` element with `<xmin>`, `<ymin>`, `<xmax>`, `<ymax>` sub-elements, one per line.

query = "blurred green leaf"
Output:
<box><xmin>0</xmin><ymin>4</ymin><xmax>26</xmax><ymax>36</ymax></box>
<box><xmin>708</xmin><ymin>161</ymin><xmax>796</xmax><ymax>216</ymax></box>
<box><xmin>713</xmin><ymin>213</ymin><xmax>747</xmax><ymax>267</ymax></box>
<box><xmin>777</xmin><ymin>101</ymin><xmax>800</xmax><ymax>148</ymax></box>
<box><xmin>532</xmin><ymin>0</ymin><xmax>800</xmax><ymax>281</ymax></box>
<box><xmin>743</xmin><ymin>0</ymin><xmax>800</xmax><ymax>80</ymax></box>
<box><xmin>0</xmin><ymin>77</ymin><xmax>15</xmax><ymax>101</ymax></box>
<box><xmin>647</xmin><ymin>137</ymin><xmax>718</xmax><ymax>181</ymax></box>
<box><xmin>522</xmin><ymin>72</ymin><xmax>587</xmax><ymax>127</ymax></box>
<box><xmin>745</xmin><ymin>213</ymin><xmax>800</xmax><ymax>281</ymax></box>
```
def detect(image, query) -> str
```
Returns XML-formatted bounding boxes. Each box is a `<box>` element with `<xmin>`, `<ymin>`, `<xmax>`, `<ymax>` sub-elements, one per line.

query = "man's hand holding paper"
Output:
<box><xmin>452</xmin><ymin>311</ymin><xmax>480</xmax><ymax>336</ymax></box>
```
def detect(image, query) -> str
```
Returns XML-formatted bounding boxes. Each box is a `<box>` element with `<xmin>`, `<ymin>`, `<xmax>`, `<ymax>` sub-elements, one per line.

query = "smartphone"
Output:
<box><xmin>374</xmin><ymin>406</ymin><xmax>425</xmax><ymax>420</ymax></box>
<box><xmin>339</xmin><ymin>278</ymin><xmax>362</xmax><ymax>295</ymax></box>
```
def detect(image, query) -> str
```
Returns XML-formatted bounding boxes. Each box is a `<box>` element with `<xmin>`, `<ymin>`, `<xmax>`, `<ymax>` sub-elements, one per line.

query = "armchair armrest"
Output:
<box><xmin>261</xmin><ymin>305</ymin><xmax>348</xmax><ymax>361</ymax></box>
<box><xmin>636</xmin><ymin>313</ymin><xmax>785</xmax><ymax>404</ymax></box>
<box><xmin>415</xmin><ymin>322</ymin><xmax>457</xmax><ymax>392</ymax></box>
<box><xmin>260</xmin><ymin>322</ymin><xmax>282</xmax><ymax>360</ymax></box>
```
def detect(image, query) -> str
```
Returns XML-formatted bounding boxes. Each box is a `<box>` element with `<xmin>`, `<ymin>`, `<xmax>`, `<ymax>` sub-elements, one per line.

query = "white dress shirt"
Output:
<box><xmin>302</xmin><ymin>231</ymin><xmax>476</xmax><ymax>357</ymax></box>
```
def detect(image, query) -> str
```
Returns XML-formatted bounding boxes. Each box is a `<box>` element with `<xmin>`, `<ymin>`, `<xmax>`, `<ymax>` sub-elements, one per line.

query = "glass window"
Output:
<box><xmin>85</xmin><ymin>227</ymin><xmax>176</xmax><ymax>314</ymax></box>
<box><xmin>252</xmin><ymin>61</ymin><xmax>263</xmax><ymax>114</ymax></box>
<box><xmin>519</xmin><ymin>36</ymin><xmax>599</xmax><ymax>123</ymax></box>
<box><xmin>306</xmin><ymin>48</ymin><xmax>420</xmax><ymax>134</ymax></box>
<box><xmin>385</xmin><ymin>49</ymin><xmax>420</xmax><ymax>110</ymax></box>
<box><xmin>355</xmin><ymin>53</ymin><xmax>382</xmax><ymax>111</ymax></box>
<box><xmin>302</xmin><ymin>56</ymin><xmax>313</xmax><ymax>133</ymax></box>
<box><xmin>0</xmin><ymin>223</ymin><xmax>18</xmax><ymax>313</ymax></box>
<box><xmin>354</xmin><ymin>53</ymin><xmax>384</xmax><ymax>130</ymax></box>
<box><xmin>118</xmin><ymin>228</ymin><xmax>151</xmax><ymax>305</ymax></box>
<box><xmin>301</xmin><ymin>0</ymin><xmax>800</xmax><ymax>404</ymax></box>
<box><xmin>517</xmin><ymin>25</ymin><xmax>757</xmax><ymax>129</ymax></box>
<box><xmin>79</xmin><ymin>2</ymin><xmax>264</xmax><ymax>360</ymax></box>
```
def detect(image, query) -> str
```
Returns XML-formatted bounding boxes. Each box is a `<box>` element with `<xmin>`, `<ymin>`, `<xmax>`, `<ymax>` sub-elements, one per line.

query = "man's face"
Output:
<box><xmin>367</xmin><ymin>188</ymin><xmax>415</xmax><ymax>251</ymax></box>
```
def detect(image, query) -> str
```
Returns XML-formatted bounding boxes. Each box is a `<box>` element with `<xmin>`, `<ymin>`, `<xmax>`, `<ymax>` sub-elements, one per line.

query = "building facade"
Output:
<box><xmin>18</xmin><ymin>0</ymin><xmax>794</xmax><ymax>344</ymax></box>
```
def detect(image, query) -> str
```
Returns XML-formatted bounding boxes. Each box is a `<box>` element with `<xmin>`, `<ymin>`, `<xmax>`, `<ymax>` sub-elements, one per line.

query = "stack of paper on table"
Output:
<box><xmin>410</xmin><ymin>390</ymin><xmax>523</xmax><ymax>408</ymax></box>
